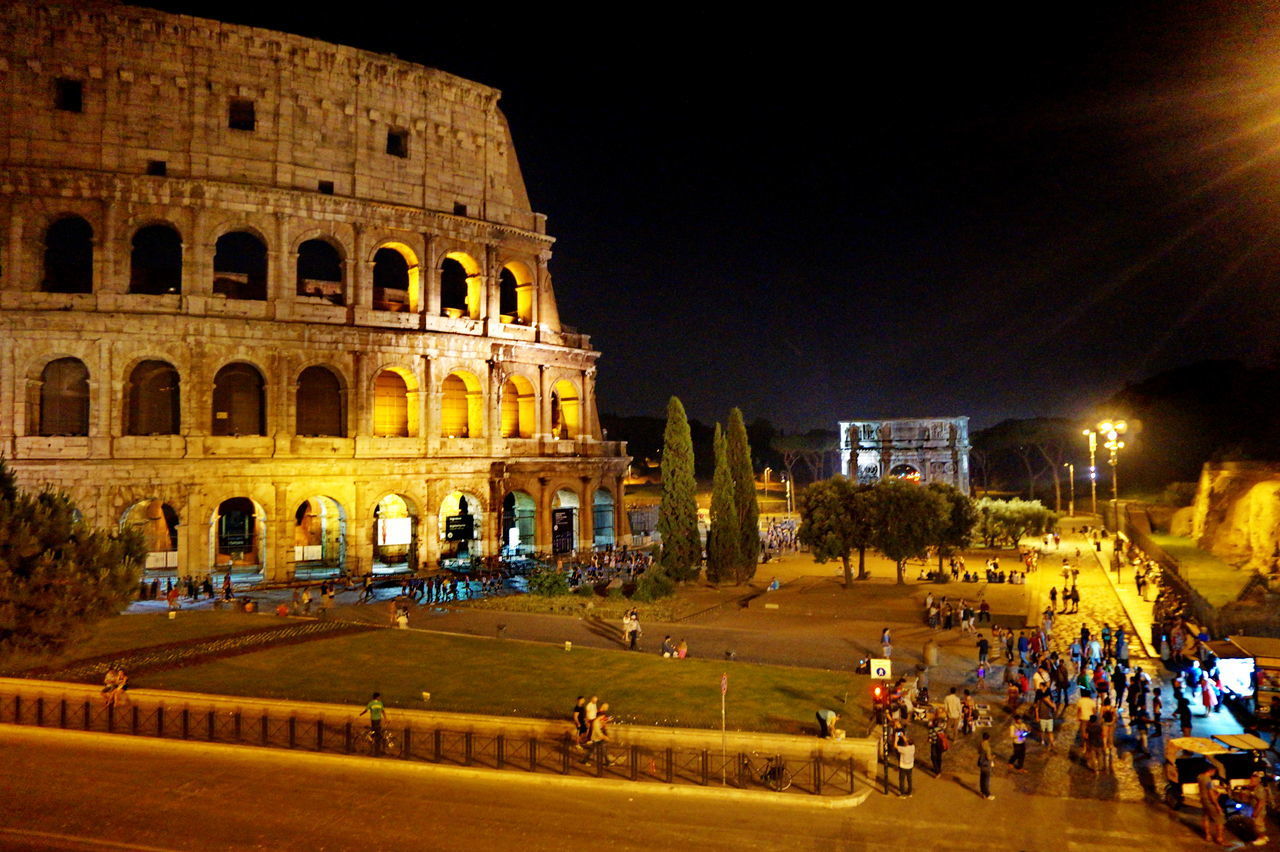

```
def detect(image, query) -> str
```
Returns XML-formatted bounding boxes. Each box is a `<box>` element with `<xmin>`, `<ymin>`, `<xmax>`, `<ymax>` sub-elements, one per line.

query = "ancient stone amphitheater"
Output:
<box><xmin>0</xmin><ymin>1</ymin><xmax>630</xmax><ymax>582</ymax></box>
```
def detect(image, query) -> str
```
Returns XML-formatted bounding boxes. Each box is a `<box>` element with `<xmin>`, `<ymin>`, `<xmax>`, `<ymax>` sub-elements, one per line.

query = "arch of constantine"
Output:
<box><xmin>838</xmin><ymin>417</ymin><xmax>971</xmax><ymax>492</ymax></box>
<box><xmin>0</xmin><ymin>1</ymin><xmax>630</xmax><ymax>582</ymax></box>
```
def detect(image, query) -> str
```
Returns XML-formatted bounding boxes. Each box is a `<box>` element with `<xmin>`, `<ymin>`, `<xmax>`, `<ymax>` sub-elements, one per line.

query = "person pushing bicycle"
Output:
<box><xmin>359</xmin><ymin>692</ymin><xmax>389</xmax><ymax>755</ymax></box>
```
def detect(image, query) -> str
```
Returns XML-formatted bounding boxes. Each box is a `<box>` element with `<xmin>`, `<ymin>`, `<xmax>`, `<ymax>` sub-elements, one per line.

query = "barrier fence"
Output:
<box><xmin>0</xmin><ymin>690</ymin><xmax>863</xmax><ymax>797</ymax></box>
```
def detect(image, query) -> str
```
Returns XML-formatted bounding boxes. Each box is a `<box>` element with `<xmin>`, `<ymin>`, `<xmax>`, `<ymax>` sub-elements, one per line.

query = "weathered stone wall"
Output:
<box><xmin>838</xmin><ymin>417</ymin><xmax>971</xmax><ymax>493</ymax></box>
<box><xmin>1190</xmin><ymin>462</ymin><xmax>1280</xmax><ymax>574</ymax></box>
<box><xmin>0</xmin><ymin>1</ymin><xmax>630</xmax><ymax>581</ymax></box>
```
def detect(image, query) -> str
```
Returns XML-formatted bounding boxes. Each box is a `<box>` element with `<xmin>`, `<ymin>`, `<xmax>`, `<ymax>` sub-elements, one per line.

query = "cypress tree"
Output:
<box><xmin>726</xmin><ymin>407</ymin><xmax>760</xmax><ymax>582</ymax></box>
<box><xmin>657</xmin><ymin>396</ymin><xmax>701</xmax><ymax>581</ymax></box>
<box><xmin>0</xmin><ymin>462</ymin><xmax>145</xmax><ymax>658</ymax></box>
<box><xmin>706</xmin><ymin>424</ymin><xmax>740</xmax><ymax>585</ymax></box>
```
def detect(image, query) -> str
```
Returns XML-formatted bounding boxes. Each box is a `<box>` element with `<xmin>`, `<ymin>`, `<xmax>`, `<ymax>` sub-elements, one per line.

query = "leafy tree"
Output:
<box><xmin>797</xmin><ymin>476</ymin><xmax>875</xmax><ymax>587</ymax></box>
<box><xmin>0</xmin><ymin>463</ymin><xmax>144</xmax><ymax>658</ymax></box>
<box><xmin>726</xmin><ymin>408</ymin><xmax>760</xmax><ymax>583</ymax></box>
<box><xmin>706</xmin><ymin>424</ymin><xmax>740</xmax><ymax>585</ymax></box>
<box><xmin>527</xmin><ymin>566</ymin><xmax>570</xmax><ymax>596</ymax></box>
<box><xmin>972</xmin><ymin>498</ymin><xmax>1058</xmax><ymax>547</ymax></box>
<box><xmin>926</xmin><ymin>482</ymin><xmax>978</xmax><ymax>572</ymax></box>
<box><xmin>657</xmin><ymin>396</ymin><xmax>701</xmax><ymax>581</ymax></box>
<box><xmin>633</xmin><ymin>566</ymin><xmax>676</xmax><ymax>602</ymax></box>
<box><xmin>868</xmin><ymin>478</ymin><xmax>949</xmax><ymax>585</ymax></box>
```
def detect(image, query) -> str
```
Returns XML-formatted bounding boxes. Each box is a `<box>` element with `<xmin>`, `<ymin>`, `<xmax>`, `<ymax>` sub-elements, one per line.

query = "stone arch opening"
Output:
<box><xmin>439</xmin><ymin>490</ymin><xmax>483</xmax><ymax>563</ymax></box>
<box><xmin>550</xmin><ymin>379</ymin><xmax>581</xmax><ymax>440</ymax></box>
<box><xmin>373</xmin><ymin>368</ymin><xmax>417</xmax><ymax>437</ymax></box>
<box><xmin>441</xmin><ymin>370</ymin><xmax>482</xmax><ymax>438</ymax></box>
<box><xmin>889</xmin><ymin>463</ymin><xmax>921</xmax><ymax>482</ymax></box>
<box><xmin>126</xmin><ymin>360</ymin><xmax>180</xmax><ymax>435</ymax></box>
<box><xmin>551</xmin><ymin>488</ymin><xmax>580</xmax><ymax>555</ymax></box>
<box><xmin>296</xmin><ymin>238</ymin><xmax>344</xmax><ymax>304</ymax></box>
<box><xmin>499</xmin><ymin>261</ymin><xmax>533</xmax><ymax>325</ymax></box>
<box><xmin>592</xmin><ymin>488</ymin><xmax>616</xmax><ymax>548</ymax></box>
<box><xmin>296</xmin><ymin>365</ymin><xmax>345</xmax><ymax>437</ymax></box>
<box><xmin>501</xmin><ymin>491</ymin><xmax>536</xmax><ymax>555</ymax></box>
<box><xmin>212</xmin><ymin>362</ymin><xmax>266</xmax><ymax>436</ymax></box>
<box><xmin>294</xmin><ymin>496</ymin><xmax>347</xmax><ymax>577</ymax></box>
<box><xmin>213</xmin><ymin>231</ymin><xmax>268</xmax><ymax>301</ymax></box>
<box><xmin>36</xmin><ymin>357</ymin><xmax>90</xmax><ymax>436</ymax></box>
<box><xmin>42</xmin><ymin>216</ymin><xmax>94</xmax><ymax>294</ymax></box>
<box><xmin>129</xmin><ymin>224</ymin><xmax>183</xmax><ymax>295</ymax></box>
<box><xmin>121</xmin><ymin>499</ymin><xmax>179</xmax><ymax>574</ymax></box>
<box><xmin>373</xmin><ymin>493</ymin><xmax>418</xmax><ymax>574</ymax></box>
<box><xmin>500</xmin><ymin>374</ymin><xmax>536</xmax><ymax>438</ymax></box>
<box><xmin>211</xmin><ymin>497</ymin><xmax>266</xmax><ymax>573</ymax></box>
<box><xmin>372</xmin><ymin>243</ymin><xmax>419</xmax><ymax>312</ymax></box>
<box><xmin>440</xmin><ymin>252</ymin><xmax>481</xmax><ymax>319</ymax></box>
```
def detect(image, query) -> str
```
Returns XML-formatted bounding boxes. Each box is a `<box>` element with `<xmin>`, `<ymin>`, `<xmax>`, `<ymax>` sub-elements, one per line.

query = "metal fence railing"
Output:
<box><xmin>0</xmin><ymin>690</ymin><xmax>864</xmax><ymax>797</ymax></box>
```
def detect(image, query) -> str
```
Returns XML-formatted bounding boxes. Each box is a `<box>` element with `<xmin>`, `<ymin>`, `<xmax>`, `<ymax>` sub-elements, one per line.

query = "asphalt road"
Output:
<box><xmin>0</xmin><ymin>727</ymin><xmax>1237</xmax><ymax>852</ymax></box>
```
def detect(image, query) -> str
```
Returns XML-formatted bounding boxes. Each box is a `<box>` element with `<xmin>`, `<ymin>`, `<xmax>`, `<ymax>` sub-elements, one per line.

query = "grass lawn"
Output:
<box><xmin>1149</xmin><ymin>533</ymin><xmax>1250</xmax><ymax>608</ymax></box>
<box><xmin>135</xmin><ymin>628</ymin><xmax>863</xmax><ymax>735</ymax></box>
<box><xmin>1</xmin><ymin>611</ymin><xmax>267</xmax><ymax>675</ymax></box>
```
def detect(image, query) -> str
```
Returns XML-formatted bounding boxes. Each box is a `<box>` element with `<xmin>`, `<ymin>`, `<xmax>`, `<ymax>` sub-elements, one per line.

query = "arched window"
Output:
<box><xmin>550</xmin><ymin>380</ymin><xmax>581</xmax><ymax>439</ymax></box>
<box><xmin>212</xmin><ymin>363</ymin><xmax>265</xmax><ymax>436</ymax></box>
<box><xmin>441</xmin><ymin>373</ymin><xmax>470</xmax><ymax>438</ymax></box>
<box><xmin>373</xmin><ymin>370</ymin><xmax>409</xmax><ymax>437</ymax></box>
<box><xmin>38</xmin><ymin>357</ymin><xmax>89</xmax><ymax>436</ymax></box>
<box><xmin>126</xmin><ymin>360</ymin><xmax>180</xmax><ymax>435</ymax></box>
<box><xmin>129</xmin><ymin>225</ymin><xmax>183</xmax><ymax>295</ymax></box>
<box><xmin>42</xmin><ymin>217</ymin><xmax>93</xmax><ymax>293</ymax></box>
<box><xmin>372</xmin><ymin>247</ymin><xmax>410</xmax><ymax>311</ymax></box>
<box><xmin>592</xmin><ymin>489</ymin><xmax>616</xmax><ymax>548</ymax></box>
<box><xmin>500</xmin><ymin>262</ymin><xmax>533</xmax><ymax>324</ymax></box>
<box><xmin>296</xmin><ymin>365</ymin><xmax>345</xmax><ymax>437</ymax></box>
<box><xmin>500</xmin><ymin>375</ymin><xmax>535</xmax><ymax>438</ymax></box>
<box><xmin>213</xmin><ymin>231</ymin><xmax>268</xmax><ymax>301</ymax></box>
<box><xmin>296</xmin><ymin>239</ymin><xmax>344</xmax><ymax>304</ymax></box>
<box><xmin>440</xmin><ymin>258</ymin><xmax>468</xmax><ymax>316</ymax></box>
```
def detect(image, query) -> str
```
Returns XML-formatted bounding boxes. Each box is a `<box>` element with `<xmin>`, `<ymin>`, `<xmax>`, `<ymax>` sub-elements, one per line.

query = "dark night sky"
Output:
<box><xmin>140</xmin><ymin>1</ymin><xmax>1280</xmax><ymax>431</ymax></box>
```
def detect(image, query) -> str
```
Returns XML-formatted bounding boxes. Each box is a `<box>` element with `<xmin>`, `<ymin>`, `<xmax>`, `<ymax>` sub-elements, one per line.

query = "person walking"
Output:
<box><xmin>977</xmin><ymin>732</ymin><xmax>994</xmax><ymax>800</ymax></box>
<box><xmin>1198</xmin><ymin>767</ymin><xmax>1227</xmax><ymax>845</ymax></box>
<box><xmin>881</xmin><ymin>627</ymin><xmax>893</xmax><ymax>659</ymax></box>
<box><xmin>1034</xmin><ymin>689</ymin><xmax>1056</xmax><ymax>750</ymax></box>
<box><xmin>358</xmin><ymin>692</ymin><xmax>388</xmax><ymax>755</ymax></box>
<box><xmin>928</xmin><ymin>712</ymin><xmax>946</xmax><ymax>777</ymax></box>
<box><xmin>944</xmin><ymin>687</ymin><xmax>962</xmax><ymax>740</ymax></box>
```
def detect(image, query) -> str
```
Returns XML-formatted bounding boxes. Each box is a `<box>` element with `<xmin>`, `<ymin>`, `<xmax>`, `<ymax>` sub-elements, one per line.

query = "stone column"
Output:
<box><xmin>423</xmin><ymin>233</ymin><xmax>440</xmax><ymax>318</ymax></box>
<box><xmin>423</xmin><ymin>353</ymin><xmax>438</xmax><ymax>451</ymax></box>
<box><xmin>268</xmin><ymin>212</ymin><xmax>288</xmax><ymax>306</ymax></box>
<box><xmin>578</xmin><ymin>477</ymin><xmax>594</xmax><ymax>552</ymax></box>
<box><xmin>582</xmin><ymin>366</ymin><xmax>598</xmax><ymax>441</ymax></box>
<box><xmin>349</xmin><ymin>223</ymin><xmax>366</xmax><ymax>311</ymax></box>
<box><xmin>268</xmin><ymin>483</ymin><xmax>291</xmax><ymax>583</ymax></box>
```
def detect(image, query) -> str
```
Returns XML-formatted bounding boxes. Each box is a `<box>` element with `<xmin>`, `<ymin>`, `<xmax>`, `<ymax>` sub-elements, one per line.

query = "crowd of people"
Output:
<box><xmin>571</xmin><ymin>694</ymin><xmax>615</xmax><ymax>765</ymax></box>
<box><xmin>761</xmin><ymin>519</ymin><xmax>800</xmax><ymax>560</ymax></box>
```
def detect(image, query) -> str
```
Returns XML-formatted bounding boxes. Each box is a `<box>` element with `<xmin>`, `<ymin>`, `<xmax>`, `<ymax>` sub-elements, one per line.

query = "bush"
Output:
<box><xmin>526</xmin><ymin>567</ymin><xmax>570</xmax><ymax>597</ymax></box>
<box><xmin>572</xmin><ymin>583</ymin><xmax>594</xmax><ymax>597</ymax></box>
<box><xmin>633</xmin><ymin>568</ymin><xmax>676</xmax><ymax>602</ymax></box>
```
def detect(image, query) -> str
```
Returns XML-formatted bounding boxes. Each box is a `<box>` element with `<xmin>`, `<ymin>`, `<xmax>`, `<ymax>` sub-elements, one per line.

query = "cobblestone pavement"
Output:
<box><xmin>27</xmin><ymin>620</ymin><xmax>375</xmax><ymax>684</ymax></box>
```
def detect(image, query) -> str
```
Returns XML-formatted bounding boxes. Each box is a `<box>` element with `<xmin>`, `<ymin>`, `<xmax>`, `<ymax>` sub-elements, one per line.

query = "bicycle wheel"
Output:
<box><xmin>381</xmin><ymin>732</ymin><xmax>399</xmax><ymax>755</ymax></box>
<box><xmin>352</xmin><ymin>731</ymin><xmax>373</xmax><ymax>755</ymax></box>
<box><xmin>764</xmin><ymin>765</ymin><xmax>792</xmax><ymax>792</ymax></box>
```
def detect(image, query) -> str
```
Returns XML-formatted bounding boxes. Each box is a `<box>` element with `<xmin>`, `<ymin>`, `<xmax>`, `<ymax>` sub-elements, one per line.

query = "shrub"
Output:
<box><xmin>633</xmin><ymin>568</ymin><xmax>676</xmax><ymax>602</ymax></box>
<box><xmin>527</xmin><ymin>566</ymin><xmax>570</xmax><ymax>597</ymax></box>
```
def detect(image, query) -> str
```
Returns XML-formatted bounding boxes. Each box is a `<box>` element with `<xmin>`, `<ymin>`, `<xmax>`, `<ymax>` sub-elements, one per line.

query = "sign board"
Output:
<box><xmin>551</xmin><ymin>508</ymin><xmax>575</xmax><ymax>554</ymax></box>
<box><xmin>869</xmin><ymin>658</ymin><xmax>892</xmax><ymax>680</ymax></box>
<box><xmin>444</xmin><ymin>513</ymin><xmax>474</xmax><ymax>542</ymax></box>
<box><xmin>721</xmin><ymin>673</ymin><xmax>728</xmax><ymax>696</ymax></box>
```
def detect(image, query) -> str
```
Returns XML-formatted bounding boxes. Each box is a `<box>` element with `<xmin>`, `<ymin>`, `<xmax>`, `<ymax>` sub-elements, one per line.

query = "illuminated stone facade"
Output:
<box><xmin>0</xmin><ymin>1</ymin><xmax>629</xmax><ymax>581</ymax></box>
<box><xmin>838</xmin><ymin>417</ymin><xmax>971</xmax><ymax>493</ymax></box>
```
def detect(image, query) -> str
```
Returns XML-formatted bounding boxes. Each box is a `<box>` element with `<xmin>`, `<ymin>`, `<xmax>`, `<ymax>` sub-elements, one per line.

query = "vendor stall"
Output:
<box><xmin>1228</xmin><ymin>635</ymin><xmax>1280</xmax><ymax>723</ymax></box>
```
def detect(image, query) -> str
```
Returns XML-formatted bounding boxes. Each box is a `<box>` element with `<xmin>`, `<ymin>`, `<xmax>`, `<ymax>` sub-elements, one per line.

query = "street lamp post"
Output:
<box><xmin>1082</xmin><ymin>429</ymin><xmax>1098</xmax><ymax>516</ymax></box>
<box><xmin>763</xmin><ymin>466</ymin><xmax>772</xmax><ymax>499</ymax></box>
<box><xmin>1099</xmin><ymin>419</ymin><xmax>1127</xmax><ymax>522</ymax></box>
<box><xmin>1063</xmin><ymin>463</ymin><xmax>1075</xmax><ymax>517</ymax></box>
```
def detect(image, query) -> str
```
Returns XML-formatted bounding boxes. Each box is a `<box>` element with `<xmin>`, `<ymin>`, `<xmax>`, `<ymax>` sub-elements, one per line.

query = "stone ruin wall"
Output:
<box><xmin>1187</xmin><ymin>462</ymin><xmax>1280</xmax><ymax>575</ymax></box>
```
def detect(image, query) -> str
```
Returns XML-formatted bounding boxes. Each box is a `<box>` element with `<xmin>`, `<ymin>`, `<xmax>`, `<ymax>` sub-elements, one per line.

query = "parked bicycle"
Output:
<box><xmin>740</xmin><ymin>752</ymin><xmax>792</xmax><ymax>792</ymax></box>
<box><xmin>352</xmin><ymin>726</ymin><xmax>399</xmax><ymax>756</ymax></box>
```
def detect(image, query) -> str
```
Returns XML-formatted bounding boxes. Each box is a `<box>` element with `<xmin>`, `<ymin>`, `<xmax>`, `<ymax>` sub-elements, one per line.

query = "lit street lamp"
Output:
<box><xmin>763</xmin><ymin>466</ymin><xmax>772</xmax><ymax>498</ymax></box>
<box><xmin>1081</xmin><ymin>428</ymin><xmax>1098</xmax><ymax>516</ymax></box>
<box><xmin>1098</xmin><ymin>419</ymin><xmax>1127</xmax><ymax>505</ymax></box>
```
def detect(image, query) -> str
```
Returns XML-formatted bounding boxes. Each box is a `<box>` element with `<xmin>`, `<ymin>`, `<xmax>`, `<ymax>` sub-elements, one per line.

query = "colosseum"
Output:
<box><xmin>0</xmin><ymin>1</ymin><xmax>631</xmax><ymax>583</ymax></box>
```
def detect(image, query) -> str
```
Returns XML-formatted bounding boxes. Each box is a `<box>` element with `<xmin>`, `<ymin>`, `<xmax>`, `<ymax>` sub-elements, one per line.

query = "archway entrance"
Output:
<box><xmin>211</xmin><ymin>497</ymin><xmax>266</xmax><ymax>578</ymax></box>
<box><xmin>294</xmin><ymin>496</ymin><xmax>347</xmax><ymax>579</ymax></box>
<box><xmin>121</xmin><ymin>499</ymin><xmax>179</xmax><ymax>576</ymax></box>
<box><xmin>592</xmin><ymin>490</ymin><xmax>615</xmax><ymax>549</ymax></box>
<box><xmin>373</xmin><ymin>494</ymin><xmax>417</xmax><ymax>575</ymax></box>
<box><xmin>889</xmin><ymin>464</ymin><xmax>921</xmax><ymax>482</ymax></box>
<box><xmin>551</xmin><ymin>488</ymin><xmax>579</xmax><ymax>555</ymax></box>
<box><xmin>439</xmin><ymin>490</ymin><xmax>482</xmax><ymax>567</ymax></box>
<box><xmin>501</xmin><ymin>491</ymin><xmax>535</xmax><ymax>555</ymax></box>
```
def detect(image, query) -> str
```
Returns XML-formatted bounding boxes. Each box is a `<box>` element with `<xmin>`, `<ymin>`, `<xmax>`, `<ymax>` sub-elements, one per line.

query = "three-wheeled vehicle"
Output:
<box><xmin>1163</xmin><ymin>734</ymin><xmax>1275</xmax><ymax>811</ymax></box>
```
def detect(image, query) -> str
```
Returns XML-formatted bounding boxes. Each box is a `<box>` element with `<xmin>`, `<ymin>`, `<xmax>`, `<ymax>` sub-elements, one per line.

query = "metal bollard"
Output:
<box><xmin>181</xmin><ymin>708</ymin><xmax>189</xmax><ymax>739</ymax></box>
<box><xmin>59</xmin><ymin>697</ymin><xmax>67</xmax><ymax>729</ymax></box>
<box><xmin>464</xmin><ymin>731</ymin><xmax>473</xmax><ymax>765</ymax></box>
<box><xmin>157</xmin><ymin>705</ymin><xmax>165</xmax><ymax>736</ymax></box>
<box><xmin>630</xmin><ymin>745</ymin><xmax>639</xmax><ymax>781</ymax></box>
<box><xmin>14</xmin><ymin>695</ymin><xmax>21</xmax><ymax>725</ymax></box>
<box><xmin>234</xmin><ymin>710</ymin><xmax>241</xmax><ymax>742</ymax></box>
<box><xmin>497</xmin><ymin>735</ymin><xmax>505</xmax><ymax>769</ymax></box>
<box><xmin>595</xmin><ymin>743</ymin><xmax>605</xmax><ymax>778</ymax></box>
<box><xmin>82</xmin><ymin>700</ymin><xmax>90</xmax><ymax>731</ymax></box>
<box><xmin>813</xmin><ymin>755</ymin><xmax>822</xmax><ymax>794</ymax></box>
<box><xmin>665</xmin><ymin>748</ymin><xmax>674</xmax><ymax>784</ymax></box>
<box><xmin>344</xmin><ymin>720</ymin><xmax>353</xmax><ymax>753</ymax></box>
<box><xmin>261</xmin><ymin>712</ymin><xmax>269</xmax><ymax>747</ymax></box>
<box><xmin>700</xmin><ymin>749</ymin><xmax>709</xmax><ymax>786</ymax></box>
<box><xmin>207</xmin><ymin>710</ymin><xmax>215</xmax><ymax>741</ymax></box>
<box><xmin>433</xmin><ymin>729</ymin><xmax>442</xmax><ymax>762</ymax></box>
<box><xmin>106</xmin><ymin>703</ymin><xmax>114</xmax><ymax>733</ymax></box>
<box><xmin>401</xmin><ymin>727</ymin><xmax>411</xmax><ymax>759</ymax></box>
<box><xmin>287</xmin><ymin>716</ymin><xmax>296</xmax><ymax>749</ymax></box>
<box><xmin>529</xmin><ymin>737</ymin><xmax>538</xmax><ymax>772</ymax></box>
<box><xmin>561</xmin><ymin>741</ymin><xmax>570</xmax><ymax>775</ymax></box>
<box><xmin>35</xmin><ymin>697</ymin><xmax>43</xmax><ymax>727</ymax></box>
<box><xmin>132</xmin><ymin>705</ymin><xmax>140</xmax><ymax>735</ymax></box>
<box><xmin>849</xmin><ymin>757</ymin><xmax>856</xmax><ymax>793</ymax></box>
<box><xmin>316</xmin><ymin>719</ymin><xmax>324</xmax><ymax>751</ymax></box>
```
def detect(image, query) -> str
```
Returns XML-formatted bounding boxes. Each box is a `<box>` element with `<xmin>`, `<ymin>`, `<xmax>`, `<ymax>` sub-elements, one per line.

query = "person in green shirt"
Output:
<box><xmin>359</xmin><ymin>692</ymin><xmax>389</xmax><ymax>754</ymax></box>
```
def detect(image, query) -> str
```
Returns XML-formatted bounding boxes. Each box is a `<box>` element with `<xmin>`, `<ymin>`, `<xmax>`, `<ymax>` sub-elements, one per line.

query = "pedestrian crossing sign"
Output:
<box><xmin>870</xmin><ymin>659</ymin><xmax>892</xmax><ymax>679</ymax></box>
